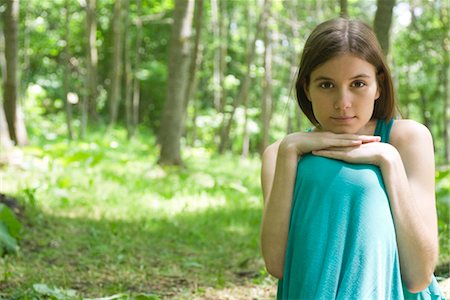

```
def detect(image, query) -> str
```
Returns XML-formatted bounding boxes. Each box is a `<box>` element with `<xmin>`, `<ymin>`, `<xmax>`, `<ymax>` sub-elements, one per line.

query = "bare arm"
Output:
<box><xmin>382</xmin><ymin>120</ymin><xmax>438</xmax><ymax>292</ymax></box>
<box><xmin>260</xmin><ymin>140</ymin><xmax>298</xmax><ymax>279</ymax></box>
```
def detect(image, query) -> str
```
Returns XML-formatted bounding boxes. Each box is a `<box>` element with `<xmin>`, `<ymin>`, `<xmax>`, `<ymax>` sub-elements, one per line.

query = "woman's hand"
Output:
<box><xmin>312</xmin><ymin>140</ymin><xmax>397</xmax><ymax>166</ymax></box>
<box><xmin>279</xmin><ymin>131</ymin><xmax>381</xmax><ymax>157</ymax></box>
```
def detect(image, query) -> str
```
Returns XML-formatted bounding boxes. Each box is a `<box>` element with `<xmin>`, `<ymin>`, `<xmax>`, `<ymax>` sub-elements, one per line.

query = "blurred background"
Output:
<box><xmin>0</xmin><ymin>0</ymin><xmax>448</xmax><ymax>299</ymax></box>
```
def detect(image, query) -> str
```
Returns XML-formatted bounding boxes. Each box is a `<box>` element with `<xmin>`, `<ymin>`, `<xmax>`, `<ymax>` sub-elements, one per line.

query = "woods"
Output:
<box><xmin>0</xmin><ymin>0</ymin><xmax>449</xmax><ymax>298</ymax></box>
<box><xmin>0</xmin><ymin>0</ymin><xmax>448</xmax><ymax>164</ymax></box>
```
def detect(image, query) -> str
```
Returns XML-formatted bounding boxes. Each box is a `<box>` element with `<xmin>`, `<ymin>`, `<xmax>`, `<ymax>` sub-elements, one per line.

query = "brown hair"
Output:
<box><xmin>296</xmin><ymin>18</ymin><xmax>396</xmax><ymax>126</ymax></box>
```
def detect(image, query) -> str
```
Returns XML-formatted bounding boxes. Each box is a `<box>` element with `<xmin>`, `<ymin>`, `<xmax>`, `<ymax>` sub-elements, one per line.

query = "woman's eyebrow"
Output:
<box><xmin>350</xmin><ymin>73</ymin><xmax>371</xmax><ymax>79</ymax></box>
<box><xmin>313</xmin><ymin>74</ymin><xmax>372</xmax><ymax>82</ymax></box>
<box><xmin>313</xmin><ymin>76</ymin><xmax>333</xmax><ymax>82</ymax></box>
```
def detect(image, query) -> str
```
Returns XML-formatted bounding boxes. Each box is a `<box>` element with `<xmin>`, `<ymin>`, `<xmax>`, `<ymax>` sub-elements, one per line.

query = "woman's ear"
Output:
<box><xmin>375</xmin><ymin>73</ymin><xmax>385</xmax><ymax>100</ymax></box>
<box><xmin>304</xmin><ymin>83</ymin><xmax>311</xmax><ymax>102</ymax></box>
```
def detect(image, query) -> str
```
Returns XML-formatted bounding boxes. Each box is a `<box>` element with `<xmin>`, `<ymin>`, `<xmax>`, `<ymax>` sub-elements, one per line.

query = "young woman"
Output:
<box><xmin>260</xmin><ymin>18</ymin><xmax>445</xmax><ymax>299</ymax></box>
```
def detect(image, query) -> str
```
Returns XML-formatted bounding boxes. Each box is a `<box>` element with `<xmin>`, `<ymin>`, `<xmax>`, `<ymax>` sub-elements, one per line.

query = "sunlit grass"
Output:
<box><xmin>0</xmin><ymin>128</ymin><xmax>272</xmax><ymax>299</ymax></box>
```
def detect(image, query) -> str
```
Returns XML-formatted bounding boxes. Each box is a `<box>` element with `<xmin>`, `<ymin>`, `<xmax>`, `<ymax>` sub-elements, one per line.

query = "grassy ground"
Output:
<box><xmin>0</xmin><ymin>127</ymin><xmax>448</xmax><ymax>299</ymax></box>
<box><xmin>0</xmin><ymin>129</ymin><xmax>277</xmax><ymax>299</ymax></box>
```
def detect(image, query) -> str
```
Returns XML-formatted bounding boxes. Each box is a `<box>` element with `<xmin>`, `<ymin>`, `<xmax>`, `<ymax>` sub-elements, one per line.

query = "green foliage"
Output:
<box><xmin>436</xmin><ymin>168</ymin><xmax>450</xmax><ymax>263</ymax></box>
<box><xmin>0</xmin><ymin>204</ymin><xmax>21</xmax><ymax>256</ymax></box>
<box><xmin>0</xmin><ymin>126</ymin><xmax>271</xmax><ymax>298</ymax></box>
<box><xmin>32</xmin><ymin>284</ymin><xmax>79</xmax><ymax>300</ymax></box>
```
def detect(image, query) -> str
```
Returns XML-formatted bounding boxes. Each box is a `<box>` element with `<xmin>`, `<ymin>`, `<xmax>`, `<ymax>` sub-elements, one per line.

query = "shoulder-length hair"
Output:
<box><xmin>296</xmin><ymin>18</ymin><xmax>396</xmax><ymax>126</ymax></box>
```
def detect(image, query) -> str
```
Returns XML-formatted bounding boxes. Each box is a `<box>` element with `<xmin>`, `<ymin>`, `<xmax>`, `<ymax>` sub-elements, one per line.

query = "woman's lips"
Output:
<box><xmin>331</xmin><ymin>116</ymin><xmax>356</xmax><ymax>123</ymax></box>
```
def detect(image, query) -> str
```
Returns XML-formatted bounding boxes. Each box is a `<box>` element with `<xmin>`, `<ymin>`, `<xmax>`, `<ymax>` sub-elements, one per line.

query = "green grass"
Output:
<box><xmin>0</xmin><ymin>125</ymin><xmax>448</xmax><ymax>299</ymax></box>
<box><xmin>0</xmin><ymin>128</ymin><xmax>275</xmax><ymax>299</ymax></box>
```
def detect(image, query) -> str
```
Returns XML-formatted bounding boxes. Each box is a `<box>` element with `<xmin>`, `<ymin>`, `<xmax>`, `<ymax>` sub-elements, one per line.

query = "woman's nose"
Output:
<box><xmin>334</xmin><ymin>88</ymin><xmax>352</xmax><ymax>110</ymax></box>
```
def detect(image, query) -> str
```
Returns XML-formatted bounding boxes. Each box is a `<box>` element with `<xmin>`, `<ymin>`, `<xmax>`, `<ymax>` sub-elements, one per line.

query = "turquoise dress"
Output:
<box><xmin>277</xmin><ymin>119</ymin><xmax>445</xmax><ymax>300</ymax></box>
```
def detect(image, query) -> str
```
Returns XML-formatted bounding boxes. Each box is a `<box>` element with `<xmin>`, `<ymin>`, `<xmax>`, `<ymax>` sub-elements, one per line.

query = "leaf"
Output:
<box><xmin>0</xmin><ymin>222</ymin><xmax>18</xmax><ymax>254</ymax></box>
<box><xmin>0</xmin><ymin>203</ymin><xmax>22</xmax><ymax>239</ymax></box>
<box><xmin>32</xmin><ymin>283</ymin><xmax>79</xmax><ymax>299</ymax></box>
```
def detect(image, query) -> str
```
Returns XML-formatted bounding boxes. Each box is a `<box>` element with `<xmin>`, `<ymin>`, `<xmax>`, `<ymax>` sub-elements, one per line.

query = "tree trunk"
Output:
<box><xmin>285</xmin><ymin>0</ymin><xmax>302</xmax><ymax>134</ymax></box>
<box><xmin>3</xmin><ymin>0</ymin><xmax>27</xmax><ymax>146</ymax></box>
<box><xmin>373</xmin><ymin>0</ymin><xmax>396</xmax><ymax>55</ymax></box>
<box><xmin>124</xmin><ymin>0</ymin><xmax>134</xmax><ymax>139</ymax></box>
<box><xmin>339</xmin><ymin>0</ymin><xmax>349</xmax><ymax>18</ymax></box>
<box><xmin>211</xmin><ymin>0</ymin><xmax>221</xmax><ymax>111</ymax></box>
<box><xmin>109</xmin><ymin>0</ymin><xmax>125</xmax><ymax>127</ymax></box>
<box><xmin>0</xmin><ymin>17</ymin><xmax>11</xmax><ymax>149</ymax></box>
<box><xmin>261</xmin><ymin>10</ymin><xmax>273</xmax><ymax>154</ymax></box>
<box><xmin>183</xmin><ymin>0</ymin><xmax>204</xmax><ymax>139</ymax></box>
<box><xmin>0</xmin><ymin>104</ymin><xmax>12</xmax><ymax>149</ymax></box>
<box><xmin>131</xmin><ymin>0</ymin><xmax>143</xmax><ymax>137</ymax></box>
<box><xmin>218</xmin><ymin>0</ymin><xmax>270</xmax><ymax>153</ymax></box>
<box><xmin>63</xmin><ymin>0</ymin><xmax>73</xmax><ymax>140</ymax></box>
<box><xmin>21</xmin><ymin>0</ymin><xmax>31</xmax><ymax>101</ymax></box>
<box><xmin>419</xmin><ymin>89</ymin><xmax>432</xmax><ymax>130</ymax></box>
<box><xmin>158</xmin><ymin>0</ymin><xmax>195</xmax><ymax>165</ymax></box>
<box><xmin>85</xmin><ymin>0</ymin><xmax>99</xmax><ymax>123</ymax></box>
<box><xmin>441</xmin><ymin>2</ymin><xmax>450</xmax><ymax>164</ymax></box>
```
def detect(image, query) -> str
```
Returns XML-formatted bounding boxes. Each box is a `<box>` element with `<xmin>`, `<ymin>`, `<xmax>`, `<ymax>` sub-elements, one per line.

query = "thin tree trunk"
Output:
<box><xmin>63</xmin><ymin>0</ymin><xmax>73</xmax><ymax>140</ymax></box>
<box><xmin>3</xmin><ymin>0</ymin><xmax>27</xmax><ymax>145</ymax></box>
<box><xmin>86</xmin><ymin>0</ymin><xmax>99</xmax><ymax>123</ymax></box>
<box><xmin>261</xmin><ymin>11</ymin><xmax>273</xmax><ymax>154</ymax></box>
<box><xmin>158</xmin><ymin>0</ymin><xmax>195</xmax><ymax>165</ymax></box>
<box><xmin>124</xmin><ymin>0</ymin><xmax>134</xmax><ymax>139</ymax></box>
<box><xmin>183</xmin><ymin>0</ymin><xmax>204</xmax><ymax>140</ymax></box>
<box><xmin>373</xmin><ymin>0</ymin><xmax>396</xmax><ymax>55</ymax></box>
<box><xmin>339</xmin><ymin>0</ymin><xmax>349</xmax><ymax>18</ymax></box>
<box><xmin>442</xmin><ymin>63</ymin><xmax>449</xmax><ymax>164</ymax></box>
<box><xmin>0</xmin><ymin>104</ymin><xmax>12</xmax><ymax>149</ymax></box>
<box><xmin>286</xmin><ymin>0</ymin><xmax>302</xmax><ymax>133</ymax></box>
<box><xmin>210</xmin><ymin>0</ymin><xmax>221</xmax><ymax>111</ymax></box>
<box><xmin>219</xmin><ymin>0</ymin><xmax>270</xmax><ymax>153</ymax></box>
<box><xmin>109</xmin><ymin>0</ymin><xmax>125</xmax><ymax>127</ymax></box>
<box><xmin>419</xmin><ymin>89</ymin><xmax>432</xmax><ymax>130</ymax></box>
<box><xmin>131</xmin><ymin>0</ymin><xmax>143</xmax><ymax>137</ymax></box>
<box><xmin>21</xmin><ymin>0</ymin><xmax>30</xmax><ymax>102</ymax></box>
<box><xmin>80</xmin><ymin>81</ymin><xmax>88</xmax><ymax>138</ymax></box>
<box><xmin>441</xmin><ymin>2</ymin><xmax>450</xmax><ymax>164</ymax></box>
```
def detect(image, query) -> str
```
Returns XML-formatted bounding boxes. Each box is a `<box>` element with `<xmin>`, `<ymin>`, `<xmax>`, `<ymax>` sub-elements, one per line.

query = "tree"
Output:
<box><xmin>260</xmin><ymin>6</ymin><xmax>273</xmax><ymax>154</ymax></box>
<box><xmin>85</xmin><ymin>0</ymin><xmax>99</xmax><ymax>125</ymax></box>
<box><xmin>373</xmin><ymin>0</ymin><xmax>396</xmax><ymax>55</ymax></box>
<box><xmin>218</xmin><ymin>0</ymin><xmax>271</xmax><ymax>153</ymax></box>
<box><xmin>183</xmin><ymin>0</ymin><xmax>204</xmax><ymax>138</ymax></box>
<box><xmin>158</xmin><ymin>0</ymin><xmax>195</xmax><ymax>165</ymax></box>
<box><xmin>109</xmin><ymin>0</ymin><xmax>125</xmax><ymax>127</ymax></box>
<box><xmin>62</xmin><ymin>0</ymin><xmax>74</xmax><ymax>140</ymax></box>
<box><xmin>339</xmin><ymin>0</ymin><xmax>349</xmax><ymax>18</ymax></box>
<box><xmin>3</xmin><ymin>0</ymin><xmax>27</xmax><ymax>146</ymax></box>
<box><xmin>440</xmin><ymin>0</ymin><xmax>449</xmax><ymax>163</ymax></box>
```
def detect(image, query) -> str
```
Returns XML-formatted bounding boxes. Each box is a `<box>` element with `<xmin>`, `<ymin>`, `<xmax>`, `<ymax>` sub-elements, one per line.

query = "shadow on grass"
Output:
<box><xmin>1</xmin><ymin>201</ymin><xmax>266</xmax><ymax>299</ymax></box>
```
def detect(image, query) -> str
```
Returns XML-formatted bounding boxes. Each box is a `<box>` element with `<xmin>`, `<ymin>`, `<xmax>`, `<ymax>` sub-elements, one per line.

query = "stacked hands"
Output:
<box><xmin>279</xmin><ymin>131</ymin><xmax>398</xmax><ymax>167</ymax></box>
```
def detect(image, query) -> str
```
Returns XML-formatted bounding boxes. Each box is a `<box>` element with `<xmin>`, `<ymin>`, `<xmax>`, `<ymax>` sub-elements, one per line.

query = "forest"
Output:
<box><xmin>0</xmin><ymin>0</ymin><xmax>449</xmax><ymax>299</ymax></box>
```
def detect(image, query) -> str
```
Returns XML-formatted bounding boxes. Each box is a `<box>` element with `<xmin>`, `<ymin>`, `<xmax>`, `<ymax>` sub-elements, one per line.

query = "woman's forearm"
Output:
<box><xmin>260</xmin><ymin>147</ymin><xmax>298</xmax><ymax>279</ymax></box>
<box><xmin>380</xmin><ymin>149</ymin><xmax>438</xmax><ymax>292</ymax></box>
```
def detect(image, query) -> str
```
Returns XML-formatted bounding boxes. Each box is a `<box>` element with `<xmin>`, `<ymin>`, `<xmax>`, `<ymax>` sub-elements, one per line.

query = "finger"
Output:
<box><xmin>312</xmin><ymin>149</ymin><xmax>345</xmax><ymax>160</ymax></box>
<box><xmin>358</xmin><ymin>135</ymin><xmax>381</xmax><ymax>143</ymax></box>
<box><xmin>324</xmin><ymin>146</ymin><xmax>359</xmax><ymax>151</ymax></box>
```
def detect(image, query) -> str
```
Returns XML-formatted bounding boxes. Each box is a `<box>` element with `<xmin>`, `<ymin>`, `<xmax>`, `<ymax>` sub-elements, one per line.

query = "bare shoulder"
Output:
<box><xmin>262</xmin><ymin>140</ymin><xmax>282</xmax><ymax>162</ymax></box>
<box><xmin>390</xmin><ymin>119</ymin><xmax>435</xmax><ymax>177</ymax></box>
<box><xmin>390</xmin><ymin>119</ymin><xmax>433</xmax><ymax>150</ymax></box>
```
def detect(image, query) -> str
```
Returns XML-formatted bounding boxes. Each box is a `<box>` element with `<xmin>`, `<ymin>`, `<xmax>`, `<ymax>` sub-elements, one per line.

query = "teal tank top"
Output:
<box><xmin>277</xmin><ymin>119</ymin><xmax>445</xmax><ymax>299</ymax></box>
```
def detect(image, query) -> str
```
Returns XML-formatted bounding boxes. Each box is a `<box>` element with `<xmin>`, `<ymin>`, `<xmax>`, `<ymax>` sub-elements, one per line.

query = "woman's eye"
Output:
<box><xmin>319</xmin><ymin>82</ymin><xmax>334</xmax><ymax>89</ymax></box>
<box><xmin>352</xmin><ymin>81</ymin><xmax>366</xmax><ymax>88</ymax></box>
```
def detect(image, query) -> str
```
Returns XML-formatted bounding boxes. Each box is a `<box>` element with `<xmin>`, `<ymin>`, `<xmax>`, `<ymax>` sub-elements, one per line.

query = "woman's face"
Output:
<box><xmin>305</xmin><ymin>54</ymin><xmax>380</xmax><ymax>134</ymax></box>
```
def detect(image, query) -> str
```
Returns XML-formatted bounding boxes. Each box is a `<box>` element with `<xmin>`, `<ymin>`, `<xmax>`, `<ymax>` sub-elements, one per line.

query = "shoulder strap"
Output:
<box><xmin>374</xmin><ymin>119</ymin><xmax>394</xmax><ymax>143</ymax></box>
